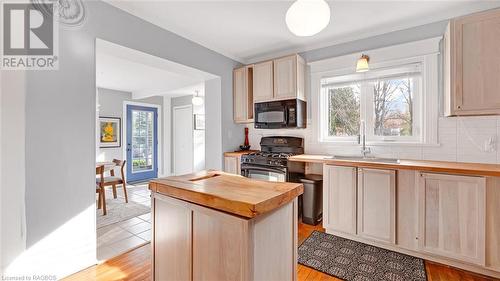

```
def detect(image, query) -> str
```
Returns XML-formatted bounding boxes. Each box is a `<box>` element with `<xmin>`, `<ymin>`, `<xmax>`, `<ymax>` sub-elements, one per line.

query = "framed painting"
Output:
<box><xmin>99</xmin><ymin>117</ymin><xmax>121</xmax><ymax>148</ymax></box>
<box><xmin>194</xmin><ymin>114</ymin><xmax>205</xmax><ymax>130</ymax></box>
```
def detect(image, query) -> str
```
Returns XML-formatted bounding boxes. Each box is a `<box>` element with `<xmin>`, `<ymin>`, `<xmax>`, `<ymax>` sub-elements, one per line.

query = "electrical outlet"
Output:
<box><xmin>484</xmin><ymin>136</ymin><xmax>497</xmax><ymax>152</ymax></box>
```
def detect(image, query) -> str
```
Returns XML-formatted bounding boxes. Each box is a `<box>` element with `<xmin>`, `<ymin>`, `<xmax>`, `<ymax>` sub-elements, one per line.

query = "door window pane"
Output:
<box><xmin>327</xmin><ymin>84</ymin><xmax>361</xmax><ymax>137</ymax></box>
<box><xmin>131</xmin><ymin>110</ymin><xmax>154</xmax><ymax>172</ymax></box>
<box><xmin>372</xmin><ymin>77</ymin><xmax>415</xmax><ymax>137</ymax></box>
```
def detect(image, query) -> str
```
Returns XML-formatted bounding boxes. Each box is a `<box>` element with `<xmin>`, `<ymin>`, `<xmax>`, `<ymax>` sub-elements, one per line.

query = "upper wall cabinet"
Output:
<box><xmin>444</xmin><ymin>8</ymin><xmax>500</xmax><ymax>116</ymax></box>
<box><xmin>233</xmin><ymin>54</ymin><xmax>305</xmax><ymax>123</ymax></box>
<box><xmin>233</xmin><ymin>66</ymin><xmax>253</xmax><ymax>123</ymax></box>
<box><xmin>273</xmin><ymin>55</ymin><xmax>306</xmax><ymax>102</ymax></box>
<box><xmin>253</xmin><ymin>60</ymin><xmax>274</xmax><ymax>102</ymax></box>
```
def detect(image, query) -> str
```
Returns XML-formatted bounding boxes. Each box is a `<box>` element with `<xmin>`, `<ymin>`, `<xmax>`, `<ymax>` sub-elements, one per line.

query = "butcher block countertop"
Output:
<box><xmin>149</xmin><ymin>170</ymin><xmax>303</xmax><ymax>218</ymax></box>
<box><xmin>289</xmin><ymin>154</ymin><xmax>500</xmax><ymax>177</ymax></box>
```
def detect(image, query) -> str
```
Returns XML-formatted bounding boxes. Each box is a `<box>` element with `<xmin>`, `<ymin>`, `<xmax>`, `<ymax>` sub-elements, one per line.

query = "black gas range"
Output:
<box><xmin>240</xmin><ymin>136</ymin><xmax>305</xmax><ymax>182</ymax></box>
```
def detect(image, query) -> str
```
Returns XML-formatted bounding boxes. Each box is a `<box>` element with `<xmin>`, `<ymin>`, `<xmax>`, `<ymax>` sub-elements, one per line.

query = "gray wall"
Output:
<box><xmin>12</xmin><ymin>1</ymin><xmax>241</xmax><ymax>277</ymax></box>
<box><xmin>97</xmin><ymin>88</ymin><xmax>164</xmax><ymax>173</ymax></box>
<box><xmin>299</xmin><ymin>20</ymin><xmax>448</xmax><ymax>63</ymax></box>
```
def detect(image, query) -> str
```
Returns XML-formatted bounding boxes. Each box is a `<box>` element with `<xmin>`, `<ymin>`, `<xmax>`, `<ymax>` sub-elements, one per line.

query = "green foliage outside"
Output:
<box><xmin>328</xmin><ymin>87</ymin><xmax>360</xmax><ymax>136</ymax></box>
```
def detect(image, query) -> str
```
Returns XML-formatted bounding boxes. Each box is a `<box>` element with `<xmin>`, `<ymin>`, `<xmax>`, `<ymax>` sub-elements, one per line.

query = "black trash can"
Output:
<box><xmin>299</xmin><ymin>174</ymin><xmax>323</xmax><ymax>225</ymax></box>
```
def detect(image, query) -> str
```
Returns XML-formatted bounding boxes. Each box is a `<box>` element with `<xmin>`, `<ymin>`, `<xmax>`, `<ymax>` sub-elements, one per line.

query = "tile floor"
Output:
<box><xmin>97</xmin><ymin>183</ymin><xmax>151</xmax><ymax>262</ymax></box>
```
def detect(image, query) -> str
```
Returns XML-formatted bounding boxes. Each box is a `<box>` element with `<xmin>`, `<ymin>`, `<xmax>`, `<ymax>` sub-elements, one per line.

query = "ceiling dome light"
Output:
<box><xmin>356</xmin><ymin>54</ymin><xmax>370</xmax><ymax>73</ymax></box>
<box><xmin>192</xmin><ymin>90</ymin><xmax>204</xmax><ymax>106</ymax></box>
<box><xmin>286</xmin><ymin>0</ymin><xmax>331</xmax><ymax>37</ymax></box>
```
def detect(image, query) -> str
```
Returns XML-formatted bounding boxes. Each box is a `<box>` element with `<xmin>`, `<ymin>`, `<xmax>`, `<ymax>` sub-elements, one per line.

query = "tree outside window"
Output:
<box><xmin>373</xmin><ymin>76</ymin><xmax>414</xmax><ymax>137</ymax></box>
<box><xmin>321</xmin><ymin>68</ymin><xmax>420</xmax><ymax>143</ymax></box>
<box><xmin>328</xmin><ymin>85</ymin><xmax>360</xmax><ymax>137</ymax></box>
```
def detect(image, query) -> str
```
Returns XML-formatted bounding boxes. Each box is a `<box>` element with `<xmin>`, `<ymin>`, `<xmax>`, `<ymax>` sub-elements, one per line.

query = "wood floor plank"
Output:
<box><xmin>64</xmin><ymin>222</ymin><xmax>497</xmax><ymax>281</ymax></box>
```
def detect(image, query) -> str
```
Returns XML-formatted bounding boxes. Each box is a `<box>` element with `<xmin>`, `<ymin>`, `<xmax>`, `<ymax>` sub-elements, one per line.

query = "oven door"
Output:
<box><xmin>241</xmin><ymin>164</ymin><xmax>287</xmax><ymax>182</ymax></box>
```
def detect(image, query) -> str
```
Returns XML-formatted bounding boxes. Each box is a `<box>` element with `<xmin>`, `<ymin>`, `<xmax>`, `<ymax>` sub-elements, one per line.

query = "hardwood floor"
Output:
<box><xmin>65</xmin><ymin>222</ymin><xmax>497</xmax><ymax>281</ymax></box>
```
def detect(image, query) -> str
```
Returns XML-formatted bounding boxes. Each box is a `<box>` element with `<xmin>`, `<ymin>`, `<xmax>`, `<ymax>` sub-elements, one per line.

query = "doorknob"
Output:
<box><xmin>127</xmin><ymin>143</ymin><xmax>131</xmax><ymax>152</ymax></box>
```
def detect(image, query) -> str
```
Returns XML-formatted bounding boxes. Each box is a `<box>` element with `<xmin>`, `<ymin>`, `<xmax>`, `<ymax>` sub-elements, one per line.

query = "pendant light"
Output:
<box><xmin>192</xmin><ymin>90</ymin><xmax>203</xmax><ymax>106</ymax></box>
<box><xmin>356</xmin><ymin>54</ymin><xmax>370</xmax><ymax>73</ymax></box>
<box><xmin>286</xmin><ymin>0</ymin><xmax>331</xmax><ymax>37</ymax></box>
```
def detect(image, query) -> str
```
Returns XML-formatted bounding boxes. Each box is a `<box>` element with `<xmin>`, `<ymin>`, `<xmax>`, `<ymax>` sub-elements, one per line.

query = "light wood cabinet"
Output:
<box><xmin>397</xmin><ymin>170</ymin><xmax>419</xmax><ymax>251</ymax></box>
<box><xmin>153</xmin><ymin>193</ymin><xmax>298</xmax><ymax>281</ymax></box>
<box><xmin>153</xmin><ymin>196</ymin><xmax>192</xmax><ymax>281</ymax></box>
<box><xmin>233</xmin><ymin>66</ymin><xmax>253</xmax><ymax>123</ymax></box>
<box><xmin>444</xmin><ymin>8</ymin><xmax>500</xmax><ymax>116</ymax></box>
<box><xmin>418</xmin><ymin>173</ymin><xmax>486</xmax><ymax>266</ymax></box>
<box><xmin>357</xmin><ymin>168</ymin><xmax>396</xmax><ymax>244</ymax></box>
<box><xmin>273</xmin><ymin>55</ymin><xmax>306</xmax><ymax>101</ymax></box>
<box><xmin>321</xmin><ymin>163</ymin><xmax>500</xmax><ymax>277</ymax></box>
<box><xmin>224</xmin><ymin>156</ymin><xmax>240</xmax><ymax>175</ymax></box>
<box><xmin>323</xmin><ymin>165</ymin><xmax>357</xmax><ymax>235</ymax></box>
<box><xmin>486</xmin><ymin>177</ymin><xmax>500</xmax><ymax>272</ymax></box>
<box><xmin>253</xmin><ymin>60</ymin><xmax>274</xmax><ymax>102</ymax></box>
<box><xmin>233</xmin><ymin>54</ymin><xmax>305</xmax><ymax>123</ymax></box>
<box><xmin>193</xmin><ymin>206</ymin><xmax>249</xmax><ymax>280</ymax></box>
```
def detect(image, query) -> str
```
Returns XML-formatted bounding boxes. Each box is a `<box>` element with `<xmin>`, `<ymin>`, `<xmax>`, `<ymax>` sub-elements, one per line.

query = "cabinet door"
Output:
<box><xmin>233</xmin><ymin>67</ymin><xmax>248</xmax><ymax>122</ymax></box>
<box><xmin>274</xmin><ymin>55</ymin><xmax>297</xmax><ymax>100</ymax></box>
<box><xmin>357</xmin><ymin>168</ymin><xmax>396</xmax><ymax>244</ymax></box>
<box><xmin>418</xmin><ymin>173</ymin><xmax>486</xmax><ymax>265</ymax></box>
<box><xmin>224</xmin><ymin>156</ymin><xmax>239</xmax><ymax>175</ymax></box>
<box><xmin>253</xmin><ymin>61</ymin><xmax>274</xmax><ymax>102</ymax></box>
<box><xmin>192</xmin><ymin>206</ymin><xmax>249</xmax><ymax>281</ymax></box>
<box><xmin>153</xmin><ymin>196</ymin><xmax>192</xmax><ymax>281</ymax></box>
<box><xmin>323</xmin><ymin>165</ymin><xmax>357</xmax><ymax>235</ymax></box>
<box><xmin>451</xmin><ymin>9</ymin><xmax>500</xmax><ymax>115</ymax></box>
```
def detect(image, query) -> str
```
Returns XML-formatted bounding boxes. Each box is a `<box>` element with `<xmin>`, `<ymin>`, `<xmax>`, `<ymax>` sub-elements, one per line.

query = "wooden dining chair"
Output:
<box><xmin>96</xmin><ymin>159</ymin><xmax>128</xmax><ymax>203</ymax></box>
<box><xmin>96</xmin><ymin>165</ymin><xmax>107</xmax><ymax>215</ymax></box>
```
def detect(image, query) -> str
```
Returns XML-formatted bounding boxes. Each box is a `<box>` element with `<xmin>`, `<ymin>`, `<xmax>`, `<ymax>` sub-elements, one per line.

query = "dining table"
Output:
<box><xmin>96</xmin><ymin>161</ymin><xmax>116</xmax><ymax>172</ymax></box>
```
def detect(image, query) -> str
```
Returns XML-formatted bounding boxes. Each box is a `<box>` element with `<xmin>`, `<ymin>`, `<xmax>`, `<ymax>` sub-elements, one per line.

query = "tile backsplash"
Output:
<box><xmin>247</xmin><ymin>116</ymin><xmax>500</xmax><ymax>164</ymax></box>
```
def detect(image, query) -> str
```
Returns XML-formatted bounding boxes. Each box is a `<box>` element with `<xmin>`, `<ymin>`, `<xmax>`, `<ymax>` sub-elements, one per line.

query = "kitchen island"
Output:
<box><xmin>149</xmin><ymin>170</ymin><xmax>304</xmax><ymax>281</ymax></box>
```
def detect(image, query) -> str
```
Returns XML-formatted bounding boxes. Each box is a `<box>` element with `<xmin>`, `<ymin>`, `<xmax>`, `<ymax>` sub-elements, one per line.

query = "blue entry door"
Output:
<box><xmin>126</xmin><ymin>105</ymin><xmax>158</xmax><ymax>182</ymax></box>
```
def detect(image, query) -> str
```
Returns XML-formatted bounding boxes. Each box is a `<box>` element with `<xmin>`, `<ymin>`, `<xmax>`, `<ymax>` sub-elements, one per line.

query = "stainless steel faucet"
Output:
<box><xmin>359</xmin><ymin>121</ymin><xmax>371</xmax><ymax>158</ymax></box>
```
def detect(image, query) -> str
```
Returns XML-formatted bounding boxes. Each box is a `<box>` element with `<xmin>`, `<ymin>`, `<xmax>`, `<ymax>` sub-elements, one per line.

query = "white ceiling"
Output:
<box><xmin>96</xmin><ymin>39</ymin><xmax>217</xmax><ymax>99</ymax></box>
<box><xmin>105</xmin><ymin>0</ymin><xmax>500</xmax><ymax>63</ymax></box>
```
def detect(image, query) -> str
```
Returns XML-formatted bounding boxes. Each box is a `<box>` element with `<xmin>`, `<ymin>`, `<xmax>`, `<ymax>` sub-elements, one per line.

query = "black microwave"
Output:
<box><xmin>254</xmin><ymin>99</ymin><xmax>306</xmax><ymax>129</ymax></box>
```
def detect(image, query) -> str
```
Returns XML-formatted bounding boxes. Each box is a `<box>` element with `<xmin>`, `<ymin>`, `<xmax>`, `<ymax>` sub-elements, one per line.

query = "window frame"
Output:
<box><xmin>310</xmin><ymin>37</ymin><xmax>441</xmax><ymax>147</ymax></box>
<box><xmin>320</xmin><ymin>64</ymin><xmax>423</xmax><ymax>144</ymax></box>
<box><xmin>319</xmin><ymin>81</ymin><xmax>362</xmax><ymax>143</ymax></box>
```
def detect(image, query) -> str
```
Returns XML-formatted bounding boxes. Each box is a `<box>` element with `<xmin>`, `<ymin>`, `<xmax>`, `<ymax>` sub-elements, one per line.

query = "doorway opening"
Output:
<box><xmin>95</xmin><ymin>38</ymin><xmax>219</xmax><ymax>262</ymax></box>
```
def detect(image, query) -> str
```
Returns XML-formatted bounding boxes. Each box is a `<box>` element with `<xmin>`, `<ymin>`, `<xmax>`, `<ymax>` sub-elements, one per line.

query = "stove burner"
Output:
<box><xmin>245</xmin><ymin>152</ymin><xmax>294</xmax><ymax>159</ymax></box>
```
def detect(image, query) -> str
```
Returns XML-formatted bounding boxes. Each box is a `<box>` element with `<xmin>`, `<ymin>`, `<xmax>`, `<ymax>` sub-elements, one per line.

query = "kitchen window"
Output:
<box><xmin>320</xmin><ymin>63</ymin><xmax>422</xmax><ymax>143</ymax></box>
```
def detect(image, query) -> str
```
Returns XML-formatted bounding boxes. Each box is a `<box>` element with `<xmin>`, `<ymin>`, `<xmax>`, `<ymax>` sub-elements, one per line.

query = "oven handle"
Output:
<box><xmin>285</xmin><ymin>106</ymin><xmax>289</xmax><ymax>125</ymax></box>
<box><xmin>240</xmin><ymin>165</ymin><xmax>287</xmax><ymax>174</ymax></box>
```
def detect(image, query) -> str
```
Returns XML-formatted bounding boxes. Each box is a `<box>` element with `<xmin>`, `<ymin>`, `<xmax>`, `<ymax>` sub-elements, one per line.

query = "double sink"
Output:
<box><xmin>323</xmin><ymin>155</ymin><xmax>401</xmax><ymax>164</ymax></box>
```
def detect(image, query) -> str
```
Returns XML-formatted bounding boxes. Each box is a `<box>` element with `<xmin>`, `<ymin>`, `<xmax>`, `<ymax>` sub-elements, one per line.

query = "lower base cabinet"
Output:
<box><xmin>224</xmin><ymin>156</ymin><xmax>240</xmax><ymax>174</ymax></box>
<box><xmin>357</xmin><ymin>168</ymin><xmax>396</xmax><ymax>244</ymax></box>
<box><xmin>323</xmin><ymin>165</ymin><xmax>357</xmax><ymax>235</ymax></box>
<box><xmin>153</xmin><ymin>193</ymin><xmax>298</xmax><ymax>281</ymax></box>
<box><xmin>418</xmin><ymin>173</ymin><xmax>486</xmax><ymax>266</ymax></box>
<box><xmin>323</xmin><ymin>164</ymin><xmax>500</xmax><ymax>279</ymax></box>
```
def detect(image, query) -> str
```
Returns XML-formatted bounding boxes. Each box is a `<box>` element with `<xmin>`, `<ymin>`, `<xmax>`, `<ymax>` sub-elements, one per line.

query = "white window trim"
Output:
<box><xmin>310</xmin><ymin>37</ymin><xmax>441</xmax><ymax>146</ymax></box>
